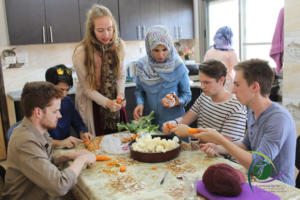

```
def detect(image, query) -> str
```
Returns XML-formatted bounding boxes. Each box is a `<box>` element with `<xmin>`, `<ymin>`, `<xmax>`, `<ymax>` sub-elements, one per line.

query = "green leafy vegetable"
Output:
<box><xmin>117</xmin><ymin>111</ymin><xmax>159</xmax><ymax>133</ymax></box>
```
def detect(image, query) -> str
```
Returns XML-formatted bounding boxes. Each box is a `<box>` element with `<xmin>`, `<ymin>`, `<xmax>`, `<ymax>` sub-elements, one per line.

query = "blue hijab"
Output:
<box><xmin>213</xmin><ymin>26</ymin><xmax>234</xmax><ymax>50</ymax></box>
<box><xmin>136</xmin><ymin>25</ymin><xmax>186</xmax><ymax>86</ymax></box>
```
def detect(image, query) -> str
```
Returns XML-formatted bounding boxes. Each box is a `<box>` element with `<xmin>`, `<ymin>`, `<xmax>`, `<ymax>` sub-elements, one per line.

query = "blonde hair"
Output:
<box><xmin>74</xmin><ymin>4</ymin><xmax>124</xmax><ymax>90</ymax></box>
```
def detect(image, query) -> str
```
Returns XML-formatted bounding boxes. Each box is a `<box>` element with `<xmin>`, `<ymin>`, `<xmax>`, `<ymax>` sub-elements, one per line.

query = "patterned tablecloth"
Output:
<box><xmin>54</xmin><ymin>134</ymin><xmax>300</xmax><ymax>200</ymax></box>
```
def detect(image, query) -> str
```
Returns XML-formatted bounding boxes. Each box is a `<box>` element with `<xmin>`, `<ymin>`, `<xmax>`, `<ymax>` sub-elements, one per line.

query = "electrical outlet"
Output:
<box><xmin>4</xmin><ymin>56</ymin><xmax>17</xmax><ymax>64</ymax></box>
<box><xmin>16</xmin><ymin>52</ymin><xmax>29</xmax><ymax>64</ymax></box>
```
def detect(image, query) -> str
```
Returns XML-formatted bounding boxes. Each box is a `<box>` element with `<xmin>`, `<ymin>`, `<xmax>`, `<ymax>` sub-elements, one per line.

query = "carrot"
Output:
<box><xmin>166</xmin><ymin>123</ymin><xmax>176</xmax><ymax>129</ymax></box>
<box><xmin>107</xmin><ymin>160</ymin><xmax>118</xmax><ymax>166</ymax></box>
<box><xmin>87</xmin><ymin>143</ymin><xmax>97</xmax><ymax>151</ymax></box>
<box><xmin>82</xmin><ymin>140</ymin><xmax>90</xmax><ymax>144</ymax></box>
<box><xmin>131</xmin><ymin>134</ymin><xmax>137</xmax><ymax>140</ymax></box>
<box><xmin>165</xmin><ymin>94</ymin><xmax>175</xmax><ymax>100</ymax></box>
<box><xmin>120</xmin><ymin>165</ymin><xmax>126</xmax><ymax>172</ymax></box>
<box><xmin>152</xmin><ymin>166</ymin><xmax>158</xmax><ymax>170</ymax></box>
<box><xmin>116</xmin><ymin>98</ymin><xmax>122</xmax><ymax>104</ymax></box>
<box><xmin>188</xmin><ymin>128</ymin><xmax>201</xmax><ymax>134</ymax></box>
<box><xmin>96</xmin><ymin>155</ymin><xmax>112</xmax><ymax>161</ymax></box>
<box><xmin>121</xmin><ymin>134</ymin><xmax>137</xmax><ymax>143</ymax></box>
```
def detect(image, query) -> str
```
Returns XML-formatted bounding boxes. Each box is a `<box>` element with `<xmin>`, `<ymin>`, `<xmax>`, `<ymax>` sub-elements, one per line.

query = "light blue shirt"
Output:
<box><xmin>135</xmin><ymin>63</ymin><xmax>191</xmax><ymax>128</ymax></box>
<box><xmin>243</xmin><ymin>102</ymin><xmax>296</xmax><ymax>186</ymax></box>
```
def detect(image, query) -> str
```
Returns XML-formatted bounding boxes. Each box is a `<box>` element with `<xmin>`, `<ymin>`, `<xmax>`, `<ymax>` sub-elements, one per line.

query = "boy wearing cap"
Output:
<box><xmin>195</xmin><ymin>59</ymin><xmax>296</xmax><ymax>186</ymax></box>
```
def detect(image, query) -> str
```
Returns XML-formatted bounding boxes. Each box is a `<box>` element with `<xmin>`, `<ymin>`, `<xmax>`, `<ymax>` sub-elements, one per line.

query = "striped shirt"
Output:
<box><xmin>190</xmin><ymin>93</ymin><xmax>247</xmax><ymax>142</ymax></box>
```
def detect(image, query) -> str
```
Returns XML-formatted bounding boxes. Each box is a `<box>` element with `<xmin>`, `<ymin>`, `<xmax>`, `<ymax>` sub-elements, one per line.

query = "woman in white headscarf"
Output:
<box><xmin>133</xmin><ymin>25</ymin><xmax>191</xmax><ymax>128</ymax></box>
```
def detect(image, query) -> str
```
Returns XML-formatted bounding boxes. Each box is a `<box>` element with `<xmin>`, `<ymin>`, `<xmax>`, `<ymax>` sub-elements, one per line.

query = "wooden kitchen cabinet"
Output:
<box><xmin>160</xmin><ymin>0</ymin><xmax>194</xmax><ymax>39</ymax></box>
<box><xmin>5</xmin><ymin>0</ymin><xmax>45</xmax><ymax>45</ymax></box>
<box><xmin>119</xmin><ymin>0</ymin><xmax>140</xmax><ymax>40</ymax></box>
<box><xmin>119</xmin><ymin>0</ymin><xmax>193</xmax><ymax>40</ymax></box>
<box><xmin>5</xmin><ymin>0</ymin><xmax>81</xmax><ymax>45</ymax></box>
<box><xmin>175</xmin><ymin>0</ymin><xmax>194</xmax><ymax>39</ymax></box>
<box><xmin>139</xmin><ymin>0</ymin><xmax>160</xmax><ymax>39</ymax></box>
<box><xmin>79</xmin><ymin>0</ymin><xmax>119</xmax><ymax>39</ymax></box>
<box><xmin>119</xmin><ymin>0</ymin><xmax>159</xmax><ymax>40</ymax></box>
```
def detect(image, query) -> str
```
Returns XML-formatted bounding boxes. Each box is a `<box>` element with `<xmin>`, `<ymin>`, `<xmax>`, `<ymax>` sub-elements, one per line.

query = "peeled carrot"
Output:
<box><xmin>120</xmin><ymin>165</ymin><xmax>126</xmax><ymax>172</ymax></box>
<box><xmin>121</xmin><ymin>134</ymin><xmax>137</xmax><ymax>143</ymax></box>
<box><xmin>87</xmin><ymin>143</ymin><xmax>97</xmax><ymax>151</ymax></box>
<box><xmin>188</xmin><ymin>128</ymin><xmax>201</xmax><ymax>134</ymax></box>
<box><xmin>116</xmin><ymin>98</ymin><xmax>122</xmax><ymax>104</ymax></box>
<box><xmin>165</xmin><ymin>94</ymin><xmax>175</xmax><ymax>100</ymax></box>
<box><xmin>82</xmin><ymin>140</ymin><xmax>90</xmax><ymax>144</ymax></box>
<box><xmin>131</xmin><ymin>134</ymin><xmax>137</xmax><ymax>140</ymax></box>
<box><xmin>96</xmin><ymin>155</ymin><xmax>112</xmax><ymax>161</ymax></box>
<box><xmin>107</xmin><ymin>160</ymin><xmax>118</xmax><ymax>166</ymax></box>
<box><xmin>152</xmin><ymin>166</ymin><xmax>158</xmax><ymax>170</ymax></box>
<box><xmin>166</xmin><ymin>123</ymin><xmax>176</xmax><ymax>129</ymax></box>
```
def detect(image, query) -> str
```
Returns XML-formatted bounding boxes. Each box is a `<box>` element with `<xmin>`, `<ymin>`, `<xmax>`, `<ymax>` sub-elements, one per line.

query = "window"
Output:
<box><xmin>207</xmin><ymin>0</ymin><xmax>239</xmax><ymax>57</ymax></box>
<box><xmin>206</xmin><ymin>0</ymin><xmax>284</xmax><ymax>68</ymax></box>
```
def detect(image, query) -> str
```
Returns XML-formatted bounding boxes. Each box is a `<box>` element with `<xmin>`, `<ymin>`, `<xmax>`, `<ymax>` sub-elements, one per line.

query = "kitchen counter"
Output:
<box><xmin>5</xmin><ymin>81</ymin><xmax>201</xmax><ymax>126</ymax></box>
<box><xmin>5</xmin><ymin>82</ymin><xmax>137</xmax><ymax>126</ymax></box>
<box><xmin>6</xmin><ymin>82</ymin><xmax>137</xmax><ymax>102</ymax></box>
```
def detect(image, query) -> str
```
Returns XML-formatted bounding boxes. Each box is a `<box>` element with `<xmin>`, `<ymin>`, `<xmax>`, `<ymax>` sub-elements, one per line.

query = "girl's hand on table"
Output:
<box><xmin>106</xmin><ymin>99</ymin><xmax>122</xmax><ymax>112</ymax></box>
<box><xmin>60</xmin><ymin>136</ymin><xmax>83</xmax><ymax>149</ymax></box>
<box><xmin>80</xmin><ymin>132</ymin><xmax>93</xmax><ymax>142</ymax></box>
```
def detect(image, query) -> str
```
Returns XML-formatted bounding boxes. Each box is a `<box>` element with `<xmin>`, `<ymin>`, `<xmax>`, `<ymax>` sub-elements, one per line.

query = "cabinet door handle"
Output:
<box><xmin>174</xmin><ymin>26</ymin><xmax>178</xmax><ymax>40</ymax></box>
<box><xmin>137</xmin><ymin>25</ymin><xmax>141</xmax><ymax>40</ymax></box>
<box><xmin>49</xmin><ymin>26</ymin><xmax>53</xmax><ymax>43</ymax></box>
<box><xmin>142</xmin><ymin>25</ymin><xmax>146</xmax><ymax>39</ymax></box>
<box><xmin>42</xmin><ymin>26</ymin><xmax>46</xmax><ymax>43</ymax></box>
<box><xmin>178</xmin><ymin>26</ymin><xmax>182</xmax><ymax>39</ymax></box>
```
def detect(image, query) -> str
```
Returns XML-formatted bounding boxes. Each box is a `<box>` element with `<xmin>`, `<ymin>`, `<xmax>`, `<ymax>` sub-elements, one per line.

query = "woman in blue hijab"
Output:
<box><xmin>133</xmin><ymin>25</ymin><xmax>191</xmax><ymax>128</ymax></box>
